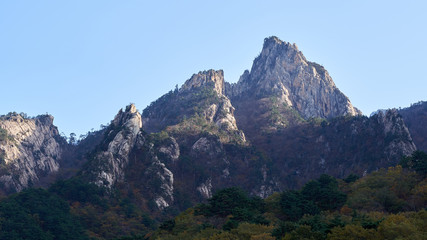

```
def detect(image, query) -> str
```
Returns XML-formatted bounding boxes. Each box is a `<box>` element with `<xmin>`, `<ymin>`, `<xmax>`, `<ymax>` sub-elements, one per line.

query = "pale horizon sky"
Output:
<box><xmin>1</xmin><ymin>1</ymin><xmax>426</xmax><ymax>137</ymax></box>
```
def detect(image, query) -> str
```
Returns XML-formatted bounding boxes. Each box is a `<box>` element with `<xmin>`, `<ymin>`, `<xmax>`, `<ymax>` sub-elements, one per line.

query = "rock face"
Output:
<box><xmin>226</xmin><ymin>36</ymin><xmax>361</xmax><ymax>120</ymax></box>
<box><xmin>180</xmin><ymin>70</ymin><xmax>225</xmax><ymax>96</ymax></box>
<box><xmin>0</xmin><ymin>113</ymin><xmax>64</xmax><ymax>192</ymax></box>
<box><xmin>399</xmin><ymin>101</ymin><xmax>427</xmax><ymax>152</ymax></box>
<box><xmin>374</xmin><ymin>109</ymin><xmax>417</xmax><ymax>158</ymax></box>
<box><xmin>81</xmin><ymin>104</ymin><xmax>177</xmax><ymax>209</ymax></box>
<box><xmin>84</xmin><ymin>104</ymin><xmax>143</xmax><ymax>189</ymax></box>
<box><xmin>180</xmin><ymin>70</ymin><xmax>242</xmax><ymax>135</ymax></box>
<box><xmin>144</xmin><ymin>143</ymin><xmax>175</xmax><ymax>210</ymax></box>
<box><xmin>254</xmin><ymin>109</ymin><xmax>417</xmax><ymax>189</ymax></box>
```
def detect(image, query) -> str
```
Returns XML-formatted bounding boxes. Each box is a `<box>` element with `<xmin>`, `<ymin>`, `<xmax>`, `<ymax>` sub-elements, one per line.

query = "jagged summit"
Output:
<box><xmin>226</xmin><ymin>36</ymin><xmax>361</xmax><ymax>120</ymax></box>
<box><xmin>262</xmin><ymin>36</ymin><xmax>302</xmax><ymax>59</ymax></box>
<box><xmin>265</xmin><ymin>36</ymin><xmax>282</xmax><ymax>43</ymax></box>
<box><xmin>112</xmin><ymin>103</ymin><xmax>142</xmax><ymax>132</ymax></box>
<box><xmin>126</xmin><ymin>103</ymin><xmax>138</xmax><ymax>113</ymax></box>
<box><xmin>180</xmin><ymin>69</ymin><xmax>225</xmax><ymax>96</ymax></box>
<box><xmin>264</xmin><ymin>36</ymin><xmax>296</xmax><ymax>46</ymax></box>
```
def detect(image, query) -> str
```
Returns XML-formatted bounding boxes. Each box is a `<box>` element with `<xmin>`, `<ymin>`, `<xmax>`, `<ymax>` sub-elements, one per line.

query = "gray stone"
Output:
<box><xmin>225</xmin><ymin>36</ymin><xmax>362</xmax><ymax>120</ymax></box>
<box><xmin>89</xmin><ymin>104</ymin><xmax>142</xmax><ymax>189</ymax></box>
<box><xmin>0</xmin><ymin>114</ymin><xmax>63</xmax><ymax>192</ymax></box>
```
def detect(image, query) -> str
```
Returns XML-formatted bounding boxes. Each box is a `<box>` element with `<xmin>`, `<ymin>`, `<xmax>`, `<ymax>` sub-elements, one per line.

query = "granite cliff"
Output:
<box><xmin>0</xmin><ymin>113</ymin><xmax>65</xmax><ymax>193</ymax></box>
<box><xmin>82</xmin><ymin>104</ymin><xmax>143</xmax><ymax>189</ymax></box>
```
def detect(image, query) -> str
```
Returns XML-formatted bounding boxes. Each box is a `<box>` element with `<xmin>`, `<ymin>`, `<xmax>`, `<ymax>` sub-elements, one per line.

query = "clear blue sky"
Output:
<box><xmin>1</xmin><ymin>1</ymin><xmax>426</xmax><ymax>137</ymax></box>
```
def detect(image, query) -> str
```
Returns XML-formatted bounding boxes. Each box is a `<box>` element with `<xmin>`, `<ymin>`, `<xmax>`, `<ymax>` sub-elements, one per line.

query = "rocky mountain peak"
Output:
<box><xmin>260</xmin><ymin>36</ymin><xmax>305</xmax><ymax>66</ymax></box>
<box><xmin>227</xmin><ymin>36</ymin><xmax>361</xmax><ymax>121</ymax></box>
<box><xmin>112</xmin><ymin>104</ymin><xmax>142</xmax><ymax>134</ymax></box>
<box><xmin>126</xmin><ymin>103</ymin><xmax>138</xmax><ymax>113</ymax></box>
<box><xmin>180</xmin><ymin>69</ymin><xmax>225</xmax><ymax>96</ymax></box>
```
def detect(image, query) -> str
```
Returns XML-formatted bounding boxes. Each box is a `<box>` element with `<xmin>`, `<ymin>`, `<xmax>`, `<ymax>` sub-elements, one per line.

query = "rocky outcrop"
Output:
<box><xmin>81</xmin><ymin>104</ymin><xmax>177</xmax><ymax>209</ymax></box>
<box><xmin>180</xmin><ymin>70</ymin><xmax>225</xmax><ymax>96</ymax></box>
<box><xmin>226</xmin><ymin>36</ymin><xmax>361</xmax><ymax>120</ymax></box>
<box><xmin>191</xmin><ymin>136</ymin><xmax>225</xmax><ymax>160</ymax></box>
<box><xmin>145</xmin><ymin>144</ymin><xmax>175</xmax><ymax>210</ymax></box>
<box><xmin>197</xmin><ymin>178</ymin><xmax>212</xmax><ymax>199</ymax></box>
<box><xmin>399</xmin><ymin>101</ymin><xmax>427</xmax><ymax>152</ymax></box>
<box><xmin>86</xmin><ymin>104</ymin><xmax>143</xmax><ymax>189</ymax></box>
<box><xmin>0</xmin><ymin>113</ymin><xmax>64</xmax><ymax>192</ymax></box>
<box><xmin>373</xmin><ymin>109</ymin><xmax>417</xmax><ymax>158</ymax></box>
<box><xmin>212</xmin><ymin>99</ymin><xmax>239</xmax><ymax>132</ymax></box>
<box><xmin>158</xmin><ymin>137</ymin><xmax>180</xmax><ymax>162</ymax></box>
<box><xmin>180</xmin><ymin>70</ymin><xmax>245</xmax><ymax>142</ymax></box>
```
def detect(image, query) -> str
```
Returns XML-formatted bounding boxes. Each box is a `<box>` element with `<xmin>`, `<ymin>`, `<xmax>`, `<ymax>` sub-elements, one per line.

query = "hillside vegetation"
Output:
<box><xmin>0</xmin><ymin>151</ymin><xmax>424</xmax><ymax>240</ymax></box>
<box><xmin>150</xmin><ymin>152</ymin><xmax>427</xmax><ymax>240</ymax></box>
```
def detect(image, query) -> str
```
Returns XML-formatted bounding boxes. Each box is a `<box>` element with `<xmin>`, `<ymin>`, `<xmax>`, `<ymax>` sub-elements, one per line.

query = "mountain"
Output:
<box><xmin>399</xmin><ymin>101</ymin><xmax>427</xmax><ymax>152</ymax></box>
<box><xmin>0</xmin><ymin>36</ymin><xmax>424</xmax><ymax>239</ymax></box>
<box><xmin>0</xmin><ymin>36</ymin><xmax>421</xmax><ymax>214</ymax></box>
<box><xmin>75</xmin><ymin>38</ymin><xmax>417</xmax><ymax>213</ymax></box>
